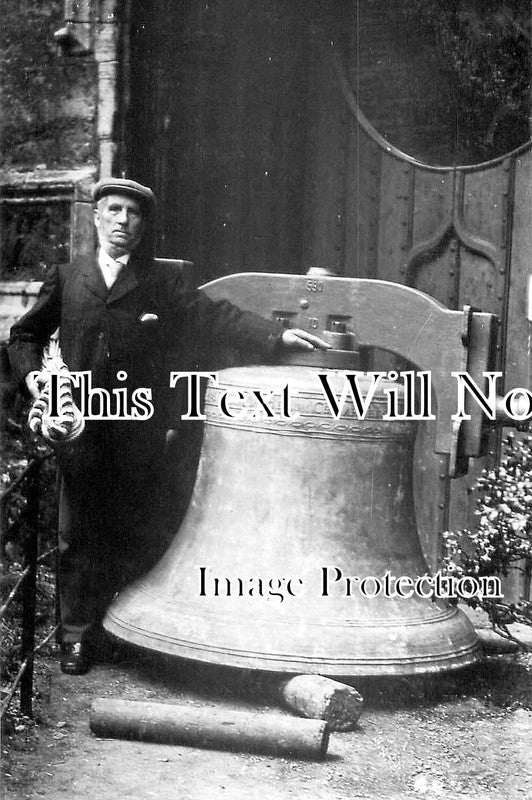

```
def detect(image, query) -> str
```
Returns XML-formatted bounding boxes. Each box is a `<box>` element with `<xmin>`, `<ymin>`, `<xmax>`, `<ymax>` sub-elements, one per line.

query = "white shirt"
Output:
<box><xmin>98</xmin><ymin>249</ymin><xmax>131</xmax><ymax>289</ymax></box>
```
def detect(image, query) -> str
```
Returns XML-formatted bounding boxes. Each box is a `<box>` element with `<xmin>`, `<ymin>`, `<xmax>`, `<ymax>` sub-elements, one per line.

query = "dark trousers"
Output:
<box><xmin>56</xmin><ymin>422</ymin><xmax>168</xmax><ymax>643</ymax></box>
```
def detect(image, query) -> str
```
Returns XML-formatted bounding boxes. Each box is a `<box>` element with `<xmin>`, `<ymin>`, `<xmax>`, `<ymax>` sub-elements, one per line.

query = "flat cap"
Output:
<box><xmin>92</xmin><ymin>178</ymin><xmax>156</xmax><ymax>210</ymax></box>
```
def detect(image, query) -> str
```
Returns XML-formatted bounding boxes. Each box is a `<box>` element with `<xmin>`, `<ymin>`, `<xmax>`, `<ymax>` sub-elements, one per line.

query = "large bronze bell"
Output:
<box><xmin>105</xmin><ymin>370</ymin><xmax>480</xmax><ymax>675</ymax></box>
<box><xmin>105</xmin><ymin>273</ymin><xmax>500</xmax><ymax>675</ymax></box>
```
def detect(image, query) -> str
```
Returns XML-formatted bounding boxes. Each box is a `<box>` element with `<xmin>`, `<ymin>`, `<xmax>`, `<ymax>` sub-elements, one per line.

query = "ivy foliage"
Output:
<box><xmin>0</xmin><ymin>0</ymin><xmax>96</xmax><ymax>167</ymax></box>
<box><xmin>406</xmin><ymin>0</ymin><xmax>531</xmax><ymax>159</ymax></box>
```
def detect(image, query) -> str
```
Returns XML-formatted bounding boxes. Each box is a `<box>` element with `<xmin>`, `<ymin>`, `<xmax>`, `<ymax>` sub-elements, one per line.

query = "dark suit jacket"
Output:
<box><xmin>8</xmin><ymin>253</ymin><xmax>282</xmax><ymax>427</ymax></box>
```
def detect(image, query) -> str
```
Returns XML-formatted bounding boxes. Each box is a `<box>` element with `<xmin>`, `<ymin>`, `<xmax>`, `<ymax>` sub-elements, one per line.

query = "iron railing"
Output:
<box><xmin>0</xmin><ymin>455</ymin><xmax>58</xmax><ymax>718</ymax></box>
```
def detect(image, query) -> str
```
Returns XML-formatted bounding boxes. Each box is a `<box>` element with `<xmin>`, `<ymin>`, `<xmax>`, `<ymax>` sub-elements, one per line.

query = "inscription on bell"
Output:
<box><xmin>318</xmin><ymin>370</ymin><xmax>435</xmax><ymax>421</ymax></box>
<box><xmin>218</xmin><ymin>384</ymin><xmax>296</xmax><ymax>420</ymax></box>
<box><xmin>174</xmin><ymin>369</ymin><xmax>435</xmax><ymax>423</ymax></box>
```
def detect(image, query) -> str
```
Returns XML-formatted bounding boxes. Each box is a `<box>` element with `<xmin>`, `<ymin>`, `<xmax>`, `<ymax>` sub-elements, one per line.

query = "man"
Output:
<box><xmin>8</xmin><ymin>178</ymin><xmax>327</xmax><ymax>675</ymax></box>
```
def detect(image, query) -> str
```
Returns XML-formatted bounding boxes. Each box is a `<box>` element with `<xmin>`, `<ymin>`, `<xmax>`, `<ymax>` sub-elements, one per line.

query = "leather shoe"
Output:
<box><xmin>60</xmin><ymin>641</ymin><xmax>92</xmax><ymax>675</ymax></box>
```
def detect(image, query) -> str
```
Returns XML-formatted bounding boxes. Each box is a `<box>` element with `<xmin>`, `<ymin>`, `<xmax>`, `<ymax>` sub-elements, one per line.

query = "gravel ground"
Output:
<box><xmin>2</xmin><ymin>635</ymin><xmax>532</xmax><ymax>800</ymax></box>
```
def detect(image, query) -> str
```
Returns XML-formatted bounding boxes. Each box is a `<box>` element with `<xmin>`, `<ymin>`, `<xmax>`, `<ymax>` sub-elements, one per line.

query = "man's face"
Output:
<box><xmin>94</xmin><ymin>194</ymin><xmax>144</xmax><ymax>257</ymax></box>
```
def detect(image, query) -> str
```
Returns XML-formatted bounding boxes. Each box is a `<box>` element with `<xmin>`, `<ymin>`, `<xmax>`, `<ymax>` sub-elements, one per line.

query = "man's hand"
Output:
<box><xmin>281</xmin><ymin>329</ymin><xmax>331</xmax><ymax>351</ymax></box>
<box><xmin>25</xmin><ymin>370</ymin><xmax>46</xmax><ymax>400</ymax></box>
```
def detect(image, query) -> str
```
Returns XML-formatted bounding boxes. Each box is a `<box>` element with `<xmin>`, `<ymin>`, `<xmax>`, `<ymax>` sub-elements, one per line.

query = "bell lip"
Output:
<box><xmin>103</xmin><ymin>611</ymin><xmax>482</xmax><ymax>677</ymax></box>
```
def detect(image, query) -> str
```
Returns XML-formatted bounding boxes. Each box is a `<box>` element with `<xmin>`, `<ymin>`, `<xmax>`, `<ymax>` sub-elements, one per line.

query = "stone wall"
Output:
<box><xmin>0</xmin><ymin>0</ymin><xmax>127</xmax><ymax>340</ymax></box>
<box><xmin>0</xmin><ymin>0</ymin><xmax>97</xmax><ymax>170</ymax></box>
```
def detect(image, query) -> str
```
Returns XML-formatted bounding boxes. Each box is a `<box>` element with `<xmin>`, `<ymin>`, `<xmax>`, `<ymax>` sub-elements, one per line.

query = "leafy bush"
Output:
<box><xmin>1</xmin><ymin>417</ymin><xmax>58</xmax><ymax>713</ymax></box>
<box><xmin>443</xmin><ymin>434</ymin><xmax>532</xmax><ymax>643</ymax></box>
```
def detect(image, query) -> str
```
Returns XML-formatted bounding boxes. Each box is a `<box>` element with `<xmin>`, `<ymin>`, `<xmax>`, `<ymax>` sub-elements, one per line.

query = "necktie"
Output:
<box><xmin>103</xmin><ymin>258</ymin><xmax>123</xmax><ymax>288</ymax></box>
